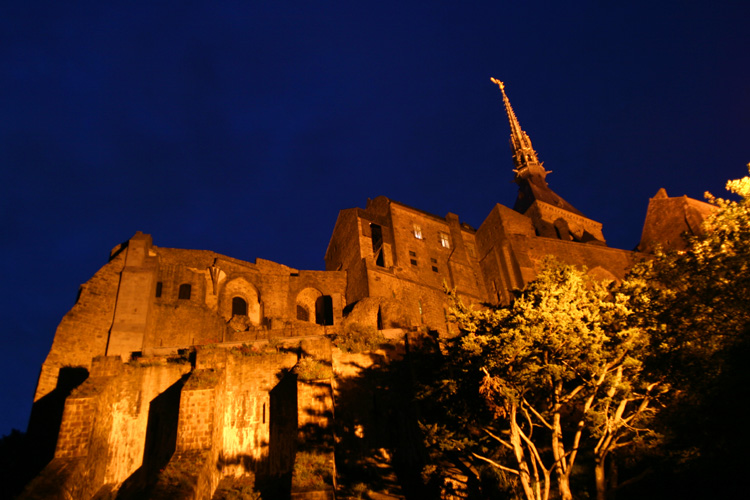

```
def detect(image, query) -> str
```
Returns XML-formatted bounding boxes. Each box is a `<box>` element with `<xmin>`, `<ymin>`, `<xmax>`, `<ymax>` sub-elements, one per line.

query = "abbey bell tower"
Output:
<box><xmin>492</xmin><ymin>78</ymin><xmax>606</xmax><ymax>245</ymax></box>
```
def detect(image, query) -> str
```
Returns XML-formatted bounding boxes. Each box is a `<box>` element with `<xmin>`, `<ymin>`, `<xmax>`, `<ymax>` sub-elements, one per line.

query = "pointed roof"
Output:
<box><xmin>491</xmin><ymin>78</ymin><xmax>584</xmax><ymax>216</ymax></box>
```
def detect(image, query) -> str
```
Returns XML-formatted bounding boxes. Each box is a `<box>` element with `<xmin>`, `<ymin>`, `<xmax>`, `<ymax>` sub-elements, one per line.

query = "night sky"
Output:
<box><xmin>1</xmin><ymin>1</ymin><xmax>748</xmax><ymax>436</ymax></box>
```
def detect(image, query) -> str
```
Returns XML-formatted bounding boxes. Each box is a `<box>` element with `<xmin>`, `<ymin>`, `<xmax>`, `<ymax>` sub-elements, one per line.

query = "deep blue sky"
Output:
<box><xmin>1</xmin><ymin>1</ymin><xmax>748</xmax><ymax>436</ymax></box>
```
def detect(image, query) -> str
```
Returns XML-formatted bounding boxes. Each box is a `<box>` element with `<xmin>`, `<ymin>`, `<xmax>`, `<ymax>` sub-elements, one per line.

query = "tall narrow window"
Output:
<box><xmin>232</xmin><ymin>297</ymin><xmax>248</xmax><ymax>316</ymax></box>
<box><xmin>438</xmin><ymin>232</ymin><xmax>450</xmax><ymax>249</ymax></box>
<box><xmin>370</xmin><ymin>223</ymin><xmax>385</xmax><ymax>267</ymax></box>
<box><xmin>413</xmin><ymin>224</ymin><xmax>423</xmax><ymax>240</ymax></box>
<box><xmin>155</xmin><ymin>281</ymin><xmax>163</xmax><ymax>298</ymax></box>
<box><xmin>178</xmin><ymin>284</ymin><xmax>191</xmax><ymax>300</ymax></box>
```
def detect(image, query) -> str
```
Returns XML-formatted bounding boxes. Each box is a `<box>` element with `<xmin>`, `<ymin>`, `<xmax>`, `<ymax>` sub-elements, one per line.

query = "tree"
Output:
<box><xmin>427</xmin><ymin>262</ymin><xmax>662</xmax><ymax>500</ymax></box>
<box><xmin>633</xmin><ymin>166</ymin><xmax>750</xmax><ymax>375</ymax></box>
<box><xmin>624</xmin><ymin>165</ymin><xmax>750</xmax><ymax>497</ymax></box>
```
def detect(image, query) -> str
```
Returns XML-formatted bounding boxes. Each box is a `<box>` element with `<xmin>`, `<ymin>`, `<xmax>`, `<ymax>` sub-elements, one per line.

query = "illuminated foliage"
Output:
<box><xmin>423</xmin><ymin>262</ymin><xmax>662</xmax><ymax>500</ymax></box>
<box><xmin>633</xmin><ymin>171</ymin><xmax>750</xmax><ymax>377</ymax></box>
<box><xmin>624</xmin><ymin>166</ymin><xmax>750</xmax><ymax>497</ymax></box>
<box><xmin>331</xmin><ymin>323</ymin><xmax>387</xmax><ymax>353</ymax></box>
<box><xmin>417</xmin><ymin>167</ymin><xmax>750</xmax><ymax>499</ymax></box>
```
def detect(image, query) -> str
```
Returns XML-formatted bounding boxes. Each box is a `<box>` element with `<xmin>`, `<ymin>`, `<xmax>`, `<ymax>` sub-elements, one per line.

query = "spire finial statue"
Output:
<box><xmin>490</xmin><ymin>78</ymin><xmax>549</xmax><ymax>184</ymax></box>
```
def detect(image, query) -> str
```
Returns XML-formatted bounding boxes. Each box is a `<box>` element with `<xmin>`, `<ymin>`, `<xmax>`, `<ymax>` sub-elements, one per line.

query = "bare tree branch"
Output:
<box><xmin>471</xmin><ymin>452</ymin><xmax>520</xmax><ymax>476</ymax></box>
<box><xmin>483</xmin><ymin>427</ymin><xmax>513</xmax><ymax>450</ymax></box>
<box><xmin>522</xmin><ymin>398</ymin><xmax>553</xmax><ymax>430</ymax></box>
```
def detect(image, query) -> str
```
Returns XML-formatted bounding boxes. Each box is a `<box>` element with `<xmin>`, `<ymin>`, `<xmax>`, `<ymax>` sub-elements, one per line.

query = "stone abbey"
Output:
<box><xmin>21</xmin><ymin>82</ymin><xmax>712</xmax><ymax>499</ymax></box>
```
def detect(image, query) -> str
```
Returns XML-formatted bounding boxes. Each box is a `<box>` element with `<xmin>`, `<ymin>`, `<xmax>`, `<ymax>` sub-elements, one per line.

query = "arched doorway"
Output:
<box><xmin>296</xmin><ymin>288</ymin><xmax>333</xmax><ymax>326</ymax></box>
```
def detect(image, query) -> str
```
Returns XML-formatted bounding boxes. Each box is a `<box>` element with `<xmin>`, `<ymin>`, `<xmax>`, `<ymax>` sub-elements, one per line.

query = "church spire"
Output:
<box><xmin>490</xmin><ymin>78</ymin><xmax>550</xmax><ymax>184</ymax></box>
<box><xmin>491</xmin><ymin>78</ymin><xmax>590</xmax><ymax>222</ymax></box>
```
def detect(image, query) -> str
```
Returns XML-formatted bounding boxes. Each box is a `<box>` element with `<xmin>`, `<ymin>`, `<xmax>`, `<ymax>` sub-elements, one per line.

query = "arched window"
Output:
<box><xmin>178</xmin><ymin>284</ymin><xmax>192</xmax><ymax>300</ymax></box>
<box><xmin>232</xmin><ymin>297</ymin><xmax>248</xmax><ymax>316</ymax></box>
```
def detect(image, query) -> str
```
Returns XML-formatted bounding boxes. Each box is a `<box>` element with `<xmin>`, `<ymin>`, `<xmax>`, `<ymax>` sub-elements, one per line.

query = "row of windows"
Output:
<box><xmin>157</xmin><ymin>282</ymin><xmax>337</xmax><ymax>328</ymax></box>
<box><xmin>156</xmin><ymin>281</ymin><xmax>335</xmax><ymax>325</ymax></box>
<box><xmin>157</xmin><ymin>282</ymin><xmax>251</xmax><ymax>315</ymax></box>
<box><xmin>412</xmin><ymin>224</ymin><xmax>451</xmax><ymax>249</ymax></box>
<box><xmin>155</xmin><ymin>282</ymin><xmax>193</xmax><ymax>299</ymax></box>
<box><xmin>413</xmin><ymin>224</ymin><xmax>479</xmax><ymax>258</ymax></box>
<box><xmin>408</xmin><ymin>251</ymin><xmax>440</xmax><ymax>273</ymax></box>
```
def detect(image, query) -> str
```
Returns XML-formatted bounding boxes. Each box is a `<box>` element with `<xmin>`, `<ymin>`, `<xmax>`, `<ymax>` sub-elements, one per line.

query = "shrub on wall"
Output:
<box><xmin>295</xmin><ymin>357</ymin><xmax>333</xmax><ymax>381</ymax></box>
<box><xmin>231</xmin><ymin>342</ymin><xmax>277</xmax><ymax>357</ymax></box>
<box><xmin>331</xmin><ymin>323</ymin><xmax>386</xmax><ymax>353</ymax></box>
<box><xmin>184</xmin><ymin>369</ymin><xmax>219</xmax><ymax>389</ymax></box>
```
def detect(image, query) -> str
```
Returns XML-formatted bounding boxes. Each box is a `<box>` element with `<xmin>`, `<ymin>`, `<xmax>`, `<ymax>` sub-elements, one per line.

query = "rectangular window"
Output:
<box><xmin>178</xmin><ymin>284</ymin><xmax>192</xmax><ymax>300</ymax></box>
<box><xmin>413</xmin><ymin>224</ymin><xmax>423</xmax><ymax>239</ymax></box>
<box><xmin>432</xmin><ymin>265</ymin><xmax>439</xmax><ymax>272</ymax></box>
<box><xmin>409</xmin><ymin>250</ymin><xmax>416</xmax><ymax>257</ymax></box>
<box><xmin>439</xmin><ymin>232</ymin><xmax>450</xmax><ymax>248</ymax></box>
<box><xmin>155</xmin><ymin>281</ymin><xmax>163</xmax><ymax>298</ymax></box>
<box><xmin>410</xmin><ymin>259</ymin><xmax>418</xmax><ymax>266</ymax></box>
<box><xmin>430</xmin><ymin>258</ymin><xmax>437</xmax><ymax>263</ymax></box>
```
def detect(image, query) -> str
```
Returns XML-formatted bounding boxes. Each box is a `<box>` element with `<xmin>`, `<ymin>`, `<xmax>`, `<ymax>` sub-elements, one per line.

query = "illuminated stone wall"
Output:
<box><xmin>24</xmin><ymin>178</ymin><xmax>710</xmax><ymax>498</ymax></box>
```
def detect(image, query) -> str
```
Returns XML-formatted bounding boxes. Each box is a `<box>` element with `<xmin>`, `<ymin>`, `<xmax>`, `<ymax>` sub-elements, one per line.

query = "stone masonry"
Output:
<box><xmin>21</xmin><ymin>84</ymin><xmax>711</xmax><ymax>499</ymax></box>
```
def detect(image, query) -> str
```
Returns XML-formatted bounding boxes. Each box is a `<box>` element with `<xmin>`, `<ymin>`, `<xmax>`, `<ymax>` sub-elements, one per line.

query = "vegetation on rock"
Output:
<box><xmin>212</xmin><ymin>474</ymin><xmax>260</xmax><ymax>500</ymax></box>
<box><xmin>332</xmin><ymin>323</ymin><xmax>387</xmax><ymax>353</ymax></box>
<box><xmin>295</xmin><ymin>357</ymin><xmax>333</xmax><ymax>381</ymax></box>
<box><xmin>291</xmin><ymin>451</ymin><xmax>333</xmax><ymax>492</ymax></box>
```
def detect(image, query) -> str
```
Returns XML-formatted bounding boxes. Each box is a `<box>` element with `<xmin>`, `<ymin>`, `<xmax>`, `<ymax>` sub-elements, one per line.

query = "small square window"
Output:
<box><xmin>178</xmin><ymin>283</ymin><xmax>192</xmax><ymax>300</ymax></box>
<box><xmin>430</xmin><ymin>258</ymin><xmax>437</xmax><ymax>263</ymax></box>
<box><xmin>438</xmin><ymin>232</ymin><xmax>450</xmax><ymax>249</ymax></box>
<box><xmin>409</xmin><ymin>250</ymin><xmax>416</xmax><ymax>257</ymax></box>
<box><xmin>432</xmin><ymin>265</ymin><xmax>439</xmax><ymax>272</ymax></box>
<box><xmin>413</xmin><ymin>224</ymin><xmax>423</xmax><ymax>239</ymax></box>
<box><xmin>410</xmin><ymin>259</ymin><xmax>418</xmax><ymax>266</ymax></box>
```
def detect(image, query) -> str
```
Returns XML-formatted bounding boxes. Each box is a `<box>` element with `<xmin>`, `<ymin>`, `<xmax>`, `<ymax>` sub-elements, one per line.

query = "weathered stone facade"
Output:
<box><xmin>22</xmin><ymin>84</ymin><xmax>710</xmax><ymax>499</ymax></box>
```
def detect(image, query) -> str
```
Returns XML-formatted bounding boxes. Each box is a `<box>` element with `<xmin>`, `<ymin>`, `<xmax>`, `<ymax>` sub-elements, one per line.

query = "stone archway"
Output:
<box><xmin>296</xmin><ymin>288</ymin><xmax>333</xmax><ymax>325</ymax></box>
<box><xmin>222</xmin><ymin>278</ymin><xmax>261</xmax><ymax>325</ymax></box>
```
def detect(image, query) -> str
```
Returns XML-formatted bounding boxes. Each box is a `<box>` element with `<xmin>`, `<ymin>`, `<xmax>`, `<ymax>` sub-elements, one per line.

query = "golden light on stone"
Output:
<box><xmin>21</xmin><ymin>80</ymin><xmax>717</xmax><ymax>499</ymax></box>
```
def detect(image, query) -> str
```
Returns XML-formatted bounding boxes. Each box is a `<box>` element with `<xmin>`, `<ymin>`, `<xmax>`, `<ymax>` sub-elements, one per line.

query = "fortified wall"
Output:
<box><xmin>21</xmin><ymin>83</ymin><xmax>713</xmax><ymax>499</ymax></box>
